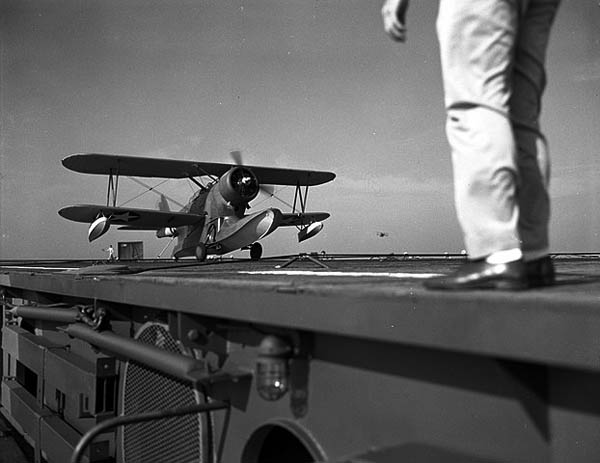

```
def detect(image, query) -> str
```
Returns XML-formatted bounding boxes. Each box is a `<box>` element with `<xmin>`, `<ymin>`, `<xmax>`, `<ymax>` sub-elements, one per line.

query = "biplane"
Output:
<box><xmin>58</xmin><ymin>153</ymin><xmax>335</xmax><ymax>261</ymax></box>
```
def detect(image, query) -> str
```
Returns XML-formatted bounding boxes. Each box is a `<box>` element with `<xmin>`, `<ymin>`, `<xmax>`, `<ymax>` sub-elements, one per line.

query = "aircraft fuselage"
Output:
<box><xmin>172</xmin><ymin>168</ymin><xmax>279</xmax><ymax>259</ymax></box>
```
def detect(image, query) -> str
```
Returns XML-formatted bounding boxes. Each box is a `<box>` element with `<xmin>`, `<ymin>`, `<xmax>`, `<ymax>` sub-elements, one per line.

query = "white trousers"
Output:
<box><xmin>436</xmin><ymin>0</ymin><xmax>561</xmax><ymax>259</ymax></box>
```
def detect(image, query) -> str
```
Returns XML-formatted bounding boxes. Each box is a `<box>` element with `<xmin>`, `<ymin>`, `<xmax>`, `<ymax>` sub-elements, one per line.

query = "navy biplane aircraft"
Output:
<box><xmin>59</xmin><ymin>153</ymin><xmax>335</xmax><ymax>261</ymax></box>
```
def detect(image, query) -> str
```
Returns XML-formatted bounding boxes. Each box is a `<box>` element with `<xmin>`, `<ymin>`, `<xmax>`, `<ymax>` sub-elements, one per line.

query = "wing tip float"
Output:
<box><xmin>88</xmin><ymin>215</ymin><xmax>111</xmax><ymax>242</ymax></box>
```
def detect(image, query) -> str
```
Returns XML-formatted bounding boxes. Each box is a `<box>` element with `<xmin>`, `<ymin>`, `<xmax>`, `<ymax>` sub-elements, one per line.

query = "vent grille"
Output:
<box><xmin>121</xmin><ymin>323</ymin><xmax>205</xmax><ymax>463</ymax></box>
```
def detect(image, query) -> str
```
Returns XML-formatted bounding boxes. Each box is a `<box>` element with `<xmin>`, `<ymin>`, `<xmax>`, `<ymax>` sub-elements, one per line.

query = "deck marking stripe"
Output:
<box><xmin>239</xmin><ymin>270</ymin><xmax>441</xmax><ymax>279</ymax></box>
<box><xmin>0</xmin><ymin>266</ymin><xmax>80</xmax><ymax>271</ymax></box>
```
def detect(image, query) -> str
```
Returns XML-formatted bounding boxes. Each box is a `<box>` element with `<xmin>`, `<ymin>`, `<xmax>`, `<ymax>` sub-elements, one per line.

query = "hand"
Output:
<box><xmin>381</xmin><ymin>0</ymin><xmax>410</xmax><ymax>42</ymax></box>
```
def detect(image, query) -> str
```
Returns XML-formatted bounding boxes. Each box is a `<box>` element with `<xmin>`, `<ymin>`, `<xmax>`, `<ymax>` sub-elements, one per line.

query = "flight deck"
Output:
<box><xmin>1</xmin><ymin>254</ymin><xmax>600</xmax><ymax>463</ymax></box>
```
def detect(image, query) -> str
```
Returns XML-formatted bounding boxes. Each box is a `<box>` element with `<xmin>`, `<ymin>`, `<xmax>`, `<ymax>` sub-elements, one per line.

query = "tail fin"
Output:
<box><xmin>156</xmin><ymin>194</ymin><xmax>177</xmax><ymax>238</ymax></box>
<box><xmin>156</xmin><ymin>194</ymin><xmax>170</xmax><ymax>212</ymax></box>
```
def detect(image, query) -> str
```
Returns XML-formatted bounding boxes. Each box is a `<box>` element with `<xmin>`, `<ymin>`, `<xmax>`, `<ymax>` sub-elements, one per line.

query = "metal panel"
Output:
<box><xmin>40</xmin><ymin>415</ymin><xmax>114</xmax><ymax>463</ymax></box>
<box><xmin>1</xmin><ymin>380</ymin><xmax>52</xmax><ymax>454</ymax></box>
<box><xmin>3</xmin><ymin>325</ymin><xmax>118</xmax><ymax>434</ymax></box>
<box><xmin>2</xmin><ymin>326</ymin><xmax>55</xmax><ymax>379</ymax></box>
<box><xmin>43</xmin><ymin>347</ymin><xmax>117</xmax><ymax>434</ymax></box>
<box><xmin>2</xmin><ymin>372</ymin><xmax>115</xmax><ymax>463</ymax></box>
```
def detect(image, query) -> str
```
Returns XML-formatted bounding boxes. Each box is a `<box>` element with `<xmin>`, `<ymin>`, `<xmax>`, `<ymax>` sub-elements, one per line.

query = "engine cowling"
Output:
<box><xmin>218</xmin><ymin>167</ymin><xmax>260</xmax><ymax>208</ymax></box>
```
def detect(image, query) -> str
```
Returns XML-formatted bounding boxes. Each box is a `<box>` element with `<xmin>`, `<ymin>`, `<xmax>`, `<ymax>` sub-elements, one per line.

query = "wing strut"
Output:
<box><xmin>292</xmin><ymin>182</ymin><xmax>310</xmax><ymax>218</ymax></box>
<box><xmin>188</xmin><ymin>176</ymin><xmax>209</xmax><ymax>192</ymax></box>
<box><xmin>106</xmin><ymin>170</ymin><xmax>119</xmax><ymax>207</ymax></box>
<box><xmin>289</xmin><ymin>182</ymin><xmax>326</xmax><ymax>242</ymax></box>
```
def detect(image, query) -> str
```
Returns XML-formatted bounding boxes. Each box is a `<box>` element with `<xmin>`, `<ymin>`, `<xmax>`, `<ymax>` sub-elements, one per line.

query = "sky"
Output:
<box><xmin>1</xmin><ymin>0</ymin><xmax>599</xmax><ymax>259</ymax></box>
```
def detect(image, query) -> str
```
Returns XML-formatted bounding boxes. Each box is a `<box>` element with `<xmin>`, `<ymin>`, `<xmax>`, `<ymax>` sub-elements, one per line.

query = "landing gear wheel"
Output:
<box><xmin>250</xmin><ymin>242</ymin><xmax>263</xmax><ymax>261</ymax></box>
<box><xmin>195</xmin><ymin>243</ymin><xmax>207</xmax><ymax>262</ymax></box>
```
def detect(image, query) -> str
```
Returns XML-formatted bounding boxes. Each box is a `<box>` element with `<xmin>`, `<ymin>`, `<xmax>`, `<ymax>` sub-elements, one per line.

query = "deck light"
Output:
<box><xmin>256</xmin><ymin>335</ymin><xmax>292</xmax><ymax>401</ymax></box>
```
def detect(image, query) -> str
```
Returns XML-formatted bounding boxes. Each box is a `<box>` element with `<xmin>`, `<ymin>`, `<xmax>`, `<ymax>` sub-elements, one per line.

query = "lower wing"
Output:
<box><xmin>59</xmin><ymin>204</ymin><xmax>204</xmax><ymax>229</ymax></box>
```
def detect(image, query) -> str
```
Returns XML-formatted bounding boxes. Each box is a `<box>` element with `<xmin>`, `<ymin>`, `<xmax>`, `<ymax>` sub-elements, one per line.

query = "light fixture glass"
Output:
<box><xmin>255</xmin><ymin>335</ymin><xmax>292</xmax><ymax>401</ymax></box>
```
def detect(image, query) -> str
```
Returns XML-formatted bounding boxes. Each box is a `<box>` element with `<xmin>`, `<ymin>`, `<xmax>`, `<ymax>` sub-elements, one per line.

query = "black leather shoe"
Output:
<box><xmin>424</xmin><ymin>259</ymin><xmax>528</xmax><ymax>290</ymax></box>
<box><xmin>526</xmin><ymin>255</ymin><xmax>555</xmax><ymax>287</ymax></box>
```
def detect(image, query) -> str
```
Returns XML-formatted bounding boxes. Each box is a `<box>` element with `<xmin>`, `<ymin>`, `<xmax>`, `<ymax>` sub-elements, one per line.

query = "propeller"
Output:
<box><xmin>229</xmin><ymin>150</ymin><xmax>275</xmax><ymax>197</ymax></box>
<box><xmin>230</xmin><ymin>150</ymin><xmax>244</xmax><ymax>166</ymax></box>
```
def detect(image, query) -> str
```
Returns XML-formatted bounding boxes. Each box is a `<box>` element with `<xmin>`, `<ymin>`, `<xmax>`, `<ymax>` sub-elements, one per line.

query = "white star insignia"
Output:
<box><xmin>111</xmin><ymin>211</ymin><xmax>140</xmax><ymax>223</ymax></box>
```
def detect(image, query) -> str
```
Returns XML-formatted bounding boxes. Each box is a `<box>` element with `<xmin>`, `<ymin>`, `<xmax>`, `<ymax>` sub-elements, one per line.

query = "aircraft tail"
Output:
<box><xmin>156</xmin><ymin>194</ymin><xmax>177</xmax><ymax>238</ymax></box>
<box><xmin>156</xmin><ymin>194</ymin><xmax>170</xmax><ymax>212</ymax></box>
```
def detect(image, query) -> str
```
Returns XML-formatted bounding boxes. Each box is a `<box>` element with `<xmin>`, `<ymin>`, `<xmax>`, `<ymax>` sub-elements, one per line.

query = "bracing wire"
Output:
<box><xmin>120</xmin><ymin>177</ymin><xmax>186</xmax><ymax>208</ymax></box>
<box><xmin>157</xmin><ymin>236</ymin><xmax>177</xmax><ymax>258</ymax></box>
<box><xmin>251</xmin><ymin>186</ymin><xmax>295</xmax><ymax>210</ymax></box>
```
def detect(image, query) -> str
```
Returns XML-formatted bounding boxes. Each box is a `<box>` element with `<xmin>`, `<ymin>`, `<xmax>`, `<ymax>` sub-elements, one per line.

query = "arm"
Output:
<box><xmin>381</xmin><ymin>0</ymin><xmax>410</xmax><ymax>42</ymax></box>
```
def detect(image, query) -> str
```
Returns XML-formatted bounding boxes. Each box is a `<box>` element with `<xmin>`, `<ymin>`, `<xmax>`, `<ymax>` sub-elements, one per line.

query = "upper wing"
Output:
<box><xmin>59</xmin><ymin>204</ymin><xmax>204</xmax><ymax>228</ymax></box>
<box><xmin>62</xmin><ymin>153</ymin><xmax>336</xmax><ymax>186</ymax></box>
<box><xmin>279</xmin><ymin>212</ymin><xmax>330</xmax><ymax>227</ymax></box>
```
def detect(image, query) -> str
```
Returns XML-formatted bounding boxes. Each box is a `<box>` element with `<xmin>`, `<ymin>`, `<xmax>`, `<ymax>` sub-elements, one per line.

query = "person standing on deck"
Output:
<box><xmin>103</xmin><ymin>244</ymin><xmax>116</xmax><ymax>262</ymax></box>
<box><xmin>382</xmin><ymin>0</ymin><xmax>561</xmax><ymax>289</ymax></box>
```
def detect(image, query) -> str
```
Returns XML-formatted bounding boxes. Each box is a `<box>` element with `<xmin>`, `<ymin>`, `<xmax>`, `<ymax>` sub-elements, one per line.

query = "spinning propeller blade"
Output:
<box><xmin>229</xmin><ymin>150</ymin><xmax>275</xmax><ymax>198</ymax></box>
<box><xmin>229</xmin><ymin>150</ymin><xmax>244</xmax><ymax>166</ymax></box>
